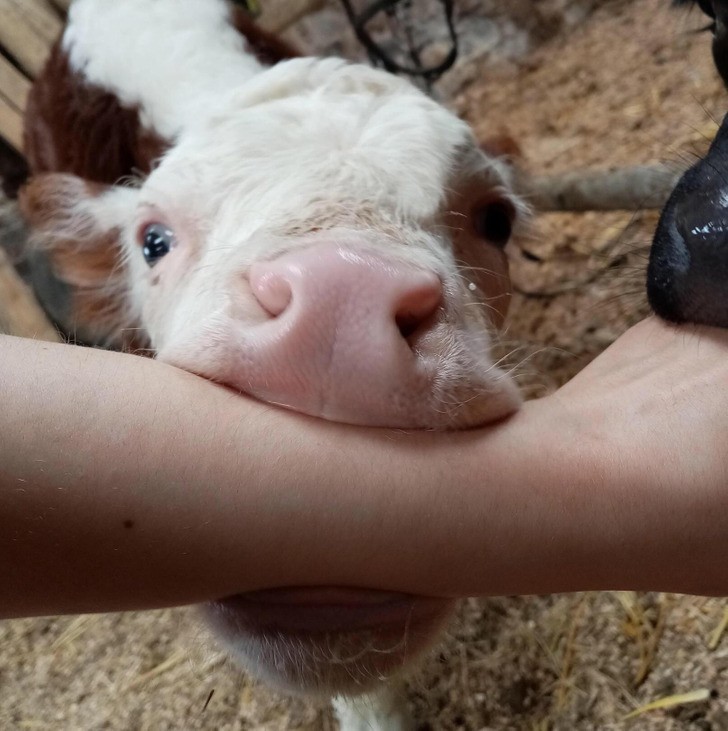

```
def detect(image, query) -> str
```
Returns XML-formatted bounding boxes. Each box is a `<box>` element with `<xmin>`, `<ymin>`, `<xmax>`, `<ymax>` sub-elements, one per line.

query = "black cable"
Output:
<box><xmin>338</xmin><ymin>0</ymin><xmax>458</xmax><ymax>85</ymax></box>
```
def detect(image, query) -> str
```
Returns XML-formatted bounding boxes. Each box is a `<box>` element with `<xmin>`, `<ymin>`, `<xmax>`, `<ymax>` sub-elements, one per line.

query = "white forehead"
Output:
<box><xmin>141</xmin><ymin>59</ymin><xmax>494</xmax><ymax>229</ymax></box>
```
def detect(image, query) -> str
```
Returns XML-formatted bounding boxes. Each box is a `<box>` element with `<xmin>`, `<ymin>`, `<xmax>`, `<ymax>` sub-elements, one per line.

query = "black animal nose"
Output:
<box><xmin>648</xmin><ymin>110</ymin><xmax>728</xmax><ymax>327</ymax></box>
<box><xmin>675</xmin><ymin>190</ymin><xmax>728</xmax><ymax>260</ymax></box>
<box><xmin>648</xmin><ymin>187</ymin><xmax>728</xmax><ymax>327</ymax></box>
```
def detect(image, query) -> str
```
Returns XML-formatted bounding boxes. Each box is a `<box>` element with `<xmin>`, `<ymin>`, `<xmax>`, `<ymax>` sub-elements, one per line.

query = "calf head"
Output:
<box><xmin>22</xmin><ymin>58</ymin><xmax>525</xmax><ymax>430</ymax></box>
<box><xmin>21</xmin><ymin>58</ymin><xmax>526</xmax><ymax>695</ymax></box>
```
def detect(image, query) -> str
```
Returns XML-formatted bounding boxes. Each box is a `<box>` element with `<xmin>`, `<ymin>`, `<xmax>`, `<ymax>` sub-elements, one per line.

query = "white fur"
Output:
<box><xmin>333</xmin><ymin>684</ymin><xmax>415</xmax><ymax>731</ymax></box>
<box><xmin>64</xmin><ymin>0</ymin><xmax>263</xmax><ymax>139</ymax></box>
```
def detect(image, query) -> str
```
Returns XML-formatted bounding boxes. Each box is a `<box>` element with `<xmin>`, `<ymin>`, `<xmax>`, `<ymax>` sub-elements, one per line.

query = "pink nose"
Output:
<box><xmin>245</xmin><ymin>244</ymin><xmax>443</xmax><ymax>426</ymax></box>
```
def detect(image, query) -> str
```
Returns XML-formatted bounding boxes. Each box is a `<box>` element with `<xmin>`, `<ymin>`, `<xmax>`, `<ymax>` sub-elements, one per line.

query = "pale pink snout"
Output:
<box><xmin>244</xmin><ymin>243</ymin><xmax>444</xmax><ymax>427</ymax></box>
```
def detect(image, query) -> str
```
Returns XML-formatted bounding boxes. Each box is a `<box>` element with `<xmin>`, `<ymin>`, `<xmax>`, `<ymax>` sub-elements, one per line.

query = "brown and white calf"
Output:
<box><xmin>19</xmin><ymin>1</ymin><xmax>527</xmax><ymax>728</ymax></box>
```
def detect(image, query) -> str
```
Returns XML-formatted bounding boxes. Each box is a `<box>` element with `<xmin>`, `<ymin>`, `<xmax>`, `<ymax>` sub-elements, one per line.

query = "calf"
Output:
<box><xmin>19</xmin><ymin>1</ymin><xmax>527</xmax><ymax>728</ymax></box>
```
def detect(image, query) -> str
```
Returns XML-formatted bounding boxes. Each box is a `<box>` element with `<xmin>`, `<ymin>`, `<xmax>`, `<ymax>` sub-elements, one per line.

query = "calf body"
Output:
<box><xmin>20</xmin><ymin>1</ymin><xmax>527</xmax><ymax>727</ymax></box>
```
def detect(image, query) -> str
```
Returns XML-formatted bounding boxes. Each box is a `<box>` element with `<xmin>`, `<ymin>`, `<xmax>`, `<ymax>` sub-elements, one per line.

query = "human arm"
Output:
<box><xmin>1</xmin><ymin>317</ymin><xmax>727</xmax><ymax>619</ymax></box>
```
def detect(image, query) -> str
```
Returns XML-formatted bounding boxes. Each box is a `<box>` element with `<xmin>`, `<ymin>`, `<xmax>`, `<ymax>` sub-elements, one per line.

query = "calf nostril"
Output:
<box><xmin>394</xmin><ymin>278</ymin><xmax>442</xmax><ymax>340</ymax></box>
<box><xmin>250</xmin><ymin>267</ymin><xmax>293</xmax><ymax>317</ymax></box>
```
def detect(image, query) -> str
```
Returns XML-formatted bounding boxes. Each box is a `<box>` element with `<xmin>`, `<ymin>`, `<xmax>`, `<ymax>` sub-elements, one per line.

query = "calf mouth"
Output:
<box><xmin>208</xmin><ymin>587</ymin><xmax>451</xmax><ymax>635</ymax></box>
<box><xmin>203</xmin><ymin>589</ymin><xmax>455</xmax><ymax>693</ymax></box>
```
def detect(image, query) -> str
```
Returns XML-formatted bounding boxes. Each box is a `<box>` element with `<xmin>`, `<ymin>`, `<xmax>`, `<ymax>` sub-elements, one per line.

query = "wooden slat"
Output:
<box><xmin>0</xmin><ymin>247</ymin><xmax>61</xmax><ymax>341</ymax></box>
<box><xmin>11</xmin><ymin>0</ymin><xmax>62</xmax><ymax>41</ymax></box>
<box><xmin>0</xmin><ymin>53</ymin><xmax>31</xmax><ymax>113</ymax></box>
<box><xmin>0</xmin><ymin>51</ymin><xmax>29</xmax><ymax>153</ymax></box>
<box><xmin>0</xmin><ymin>0</ymin><xmax>62</xmax><ymax>78</ymax></box>
<box><xmin>0</xmin><ymin>94</ymin><xmax>23</xmax><ymax>152</ymax></box>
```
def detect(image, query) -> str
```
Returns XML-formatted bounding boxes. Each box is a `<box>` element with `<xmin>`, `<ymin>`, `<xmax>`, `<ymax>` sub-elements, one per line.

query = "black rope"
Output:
<box><xmin>337</xmin><ymin>0</ymin><xmax>458</xmax><ymax>85</ymax></box>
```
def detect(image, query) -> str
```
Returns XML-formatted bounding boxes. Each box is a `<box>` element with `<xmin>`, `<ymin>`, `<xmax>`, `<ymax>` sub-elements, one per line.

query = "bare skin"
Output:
<box><xmin>1</xmin><ymin>316</ymin><xmax>727</xmax><ymax>619</ymax></box>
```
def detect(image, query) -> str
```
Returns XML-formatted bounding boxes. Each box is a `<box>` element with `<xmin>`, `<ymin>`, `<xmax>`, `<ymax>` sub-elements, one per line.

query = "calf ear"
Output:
<box><xmin>18</xmin><ymin>173</ymin><xmax>144</xmax><ymax>350</ymax></box>
<box><xmin>480</xmin><ymin>135</ymin><xmax>523</xmax><ymax>163</ymax></box>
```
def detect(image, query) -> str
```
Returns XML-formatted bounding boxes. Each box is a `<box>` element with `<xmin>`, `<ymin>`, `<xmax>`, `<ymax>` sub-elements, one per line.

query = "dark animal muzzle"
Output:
<box><xmin>648</xmin><ymin>112</ymin><xmax>728</xmax><ymax>326</ymax></box>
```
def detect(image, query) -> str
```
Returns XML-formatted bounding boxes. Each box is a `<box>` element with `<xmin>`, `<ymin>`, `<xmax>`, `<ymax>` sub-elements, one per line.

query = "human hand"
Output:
<box><xmin>529</xmin><ymin>316</ymin><xmax>728</xmax><ymax>595</ymax></box>
<box><xmin>550</xmin><ymin>316</ymin><xmax>728</xmax><ymax>488</ymax></box>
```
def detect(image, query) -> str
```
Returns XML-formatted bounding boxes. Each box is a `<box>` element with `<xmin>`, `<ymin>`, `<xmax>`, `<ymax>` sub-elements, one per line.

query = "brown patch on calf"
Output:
<box><xmin>19</xmin><ymin>174</ymin><xmax>144</xmax><ymax>351</ymax></box>
<box><xmin>22</xmin><ymin>14</ymin><xmax>295</xmax><ymax>187</ymax></box>
<box><xmin>24</xmin><ymin>43</ymin><xmax>168</xmax><ymax>185</ymax></box>
<box><xmin>480</xmin><ymin>135</ymin><xmax>523</xmax><ymax>163</ymax></box>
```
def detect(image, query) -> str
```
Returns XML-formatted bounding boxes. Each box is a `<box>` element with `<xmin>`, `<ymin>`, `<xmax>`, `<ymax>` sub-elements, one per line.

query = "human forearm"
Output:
<box><xmin>2</xmin><ymin>320</ymin><xmax>728</xmax><ymax>619</ymax></box>
<box><xmin>1</xmin><ymin>335</ymin><xmax>577</xmax><ymax>613</ymax></box>
<box><xmin>3</xmin><ymin>335</ymin><xmax>484</xmax><ymax>616</ymax></box>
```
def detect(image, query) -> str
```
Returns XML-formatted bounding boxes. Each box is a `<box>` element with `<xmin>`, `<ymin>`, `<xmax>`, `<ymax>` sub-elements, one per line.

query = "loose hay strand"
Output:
<box><xmin>554</xmin><ymin>594</ymin><xmax>590</xmax><ymax>712</ymax></box>
<box><xmin>622</xmin><ymin>688</ymin><xmax>712</xmax><ymax>721</ymax></box>
<box><xmin>126</xmin><ymin>649</ymin><xmax>189</xmax><ymax>690</ymax></box>
<box><xmin>614</xmin><ymin>592</ymin><xmax>670</xmax><ymax>687</ymax></box>
<box><xmin>51</xmin><ymin>615</ymin><xmax>98</xmax><ymax>651</ymax></box>
<box><xmin>708</xmin><ymin>606</ymin><xmax>728</xmax><ymax>650</ymax></box>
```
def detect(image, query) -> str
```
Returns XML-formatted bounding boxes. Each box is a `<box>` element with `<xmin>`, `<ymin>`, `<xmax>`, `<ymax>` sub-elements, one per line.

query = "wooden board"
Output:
<box><xmin>0</xmin><ymin>246</ymin><xmax>60</xmax><ymax>341</ymax></box>
<box><xmin>0</xmin><ymin>0</ymin><xmax>62</xmax><ymax>78</ymax></box>
<box><xmin>0</xmin><ymin>94</ymin><xmax>23</xmax><ymax>152</ymax></box>
<box><xmin>0</xmin><ymin>54</ymin><xmax>31</xmax><ymax>152</ymax></box>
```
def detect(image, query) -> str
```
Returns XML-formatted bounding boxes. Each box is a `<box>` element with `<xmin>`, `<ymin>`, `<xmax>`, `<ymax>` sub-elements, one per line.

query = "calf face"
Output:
<box><xmin>22</xmin><ymin>58</ymin><xmax>525</xmax><ymax>430</ymax></box>
<box><xmin>20</xmin><ymin>0</ymin><xmax>527</xmax><ymax>710</ymax></box>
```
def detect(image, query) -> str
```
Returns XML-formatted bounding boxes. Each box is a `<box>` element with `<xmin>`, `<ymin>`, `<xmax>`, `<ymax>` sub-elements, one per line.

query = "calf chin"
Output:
<box><xmin>203</xmin><ymin>593</ymin><xmax>456</xmax><ymax>697</ymax></box>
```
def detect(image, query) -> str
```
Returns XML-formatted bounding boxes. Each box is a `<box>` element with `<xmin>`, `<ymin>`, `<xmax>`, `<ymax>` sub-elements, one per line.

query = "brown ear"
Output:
<box><xmin>24</xmin><ymin>41</ymin><xmax>168</xmax><ymax>184</ymax></box>
<box><xmin>480</xmin><ymin>135</ymin><xmax>523</xmax><ymax>163</ymax></box>
<box><xmin>18</xmin><ymin>173</ymin><xmax>144</xmax><ymax>350</ymax></box>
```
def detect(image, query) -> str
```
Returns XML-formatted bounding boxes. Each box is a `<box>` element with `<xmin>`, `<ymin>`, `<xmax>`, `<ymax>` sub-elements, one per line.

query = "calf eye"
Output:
<box><xmin>141</xmin><ymin>224</ymin><xmax>176</xmax><ymax>267</ymax></box>
<box><xmin>472</xmin><ymin>200</ymin><xmax>515</xmax><ymax>249</ymax></box>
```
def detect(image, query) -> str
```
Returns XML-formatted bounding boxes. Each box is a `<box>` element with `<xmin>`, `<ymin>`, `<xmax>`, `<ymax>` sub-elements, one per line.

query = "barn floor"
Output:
<box><xmin>3</xmin><ymin>0</ymin><xmax>728</xmax><ymax>729</ymax></box>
